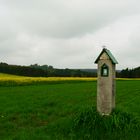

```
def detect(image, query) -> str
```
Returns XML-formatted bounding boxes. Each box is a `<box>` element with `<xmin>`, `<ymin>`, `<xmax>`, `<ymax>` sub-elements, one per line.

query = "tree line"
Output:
<box><xmin>0</xmin><ymin>62</ymin><xmax>139</xmax><ymax>78</ymax></box>
<box><xmin>0</xmin><ymin>63</ymin><xmax>96</xmax><ymax>77</ymax></box>
<box><xmin>117</xmin><ymin>67</ymin><xmax>140</xmax><ymax>78</ymax></box>
<box><xmin>30</xmin><ymin>64</ymin><xmax>97</xmax><ymax>77</ymax></box>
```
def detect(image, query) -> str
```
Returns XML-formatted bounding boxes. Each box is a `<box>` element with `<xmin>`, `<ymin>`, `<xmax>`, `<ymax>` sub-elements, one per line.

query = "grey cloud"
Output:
<box><xmin>19</xmin><ymin>1</ymin><xmax>140</xmax><ymax>38</ymax></box>
<box><xmin>1</xmin><ymin>0</ymin><xmax>140</xmax><ymax>38</ymax></box>
<box><xmin>0</xmin><ymin>0</ymin><xmax>140</xmax><ymax>68</ymax></box>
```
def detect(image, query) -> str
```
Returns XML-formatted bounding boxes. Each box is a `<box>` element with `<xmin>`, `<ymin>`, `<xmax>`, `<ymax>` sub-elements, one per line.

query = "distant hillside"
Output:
<box><xmin>0</xmin><ymin>62</ymin><xmax>97</xmax><ymax>77</ymax></box>
<box><xmin>30</xmin><ymin>64</ymin><xmax>97</xmax><ymax>77</ymax></box>
<box><xmin>79</xmin><ymin>69</ymin><xmax>97</xmax><ymax>73</ymax></box>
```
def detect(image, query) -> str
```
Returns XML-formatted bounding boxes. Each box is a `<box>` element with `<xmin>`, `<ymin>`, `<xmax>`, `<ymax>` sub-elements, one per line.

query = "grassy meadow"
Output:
<box><xmin>0</xmin><ymin>73</ymin><xmax>140</xmax><ymax>139</ymax></box>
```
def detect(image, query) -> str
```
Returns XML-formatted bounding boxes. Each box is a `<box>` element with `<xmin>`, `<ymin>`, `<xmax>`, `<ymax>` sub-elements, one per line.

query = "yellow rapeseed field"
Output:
<box><xmin>0</xmin><ymin>73</ymin><xmax>97</xmax><ymax>81</ymax></box>
<box><xmin>117</xmin><ymin>78</ymin><xmax>140</xmax><ymax>80</ymax></box>
<box><xmin>0</xmin><ymin>73</ymin><xmax>97</xmax><ymax>86</ymax></box>
<box><xmin>0</xmin><ymin>73</ymin><xmax>139</xmax><ymax>86</ymax></box>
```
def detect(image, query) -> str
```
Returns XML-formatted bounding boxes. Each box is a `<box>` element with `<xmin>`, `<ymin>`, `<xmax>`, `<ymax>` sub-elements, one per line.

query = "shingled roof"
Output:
<box><xmin>95</xmin><ymin>48</ymin><xmax>118</xmax><ymax>64</ymax></box>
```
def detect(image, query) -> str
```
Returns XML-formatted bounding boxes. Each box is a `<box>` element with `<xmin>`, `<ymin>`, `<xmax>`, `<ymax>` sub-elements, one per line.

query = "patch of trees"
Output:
<box><xmin>118</xmin><ymin>67</ymin><xmax>140</xmax><ymax>78</ymax></box>
<box><xmin>0</xmin><ymin>62</ymin><xmax>47</xmax><ymax>77</ymax></box>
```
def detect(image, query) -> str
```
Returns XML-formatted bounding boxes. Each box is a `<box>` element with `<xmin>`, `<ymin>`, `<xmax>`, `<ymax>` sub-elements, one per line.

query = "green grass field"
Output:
<box><xmin>0</xmin><ymin>74</ymin><xmax>140</xmax><ymax>140</ymax></box>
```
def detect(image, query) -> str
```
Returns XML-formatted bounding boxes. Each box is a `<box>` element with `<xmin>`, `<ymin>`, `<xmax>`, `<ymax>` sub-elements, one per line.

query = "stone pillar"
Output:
<box><xmin>95</xmin><ymin>48</ymin><xmax>118</xmax><ymax>115</ymax></box>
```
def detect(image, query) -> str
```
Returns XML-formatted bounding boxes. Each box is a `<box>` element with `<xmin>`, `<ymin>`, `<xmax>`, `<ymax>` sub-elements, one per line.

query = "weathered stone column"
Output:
<box><xmin>95</xmin><ymin>48</ymin><xmax>118</xmax><ymax>115</ymax></box>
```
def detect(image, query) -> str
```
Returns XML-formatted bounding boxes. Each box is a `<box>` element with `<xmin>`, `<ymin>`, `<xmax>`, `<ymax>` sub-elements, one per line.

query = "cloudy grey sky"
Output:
<box><xmin>0</xmin><ymin>0</ymin><xmax>140</xmax><ymax>69</ymax></box>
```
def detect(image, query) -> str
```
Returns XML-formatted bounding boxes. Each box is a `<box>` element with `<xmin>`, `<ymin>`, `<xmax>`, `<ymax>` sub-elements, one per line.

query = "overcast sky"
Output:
<box><xmin>0</xmin><ymin>0</ymin><xmax>140</xmax><ymax>69</ymax></box>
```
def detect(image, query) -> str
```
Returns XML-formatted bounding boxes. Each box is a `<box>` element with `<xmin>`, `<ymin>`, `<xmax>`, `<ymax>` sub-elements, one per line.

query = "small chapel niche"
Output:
<box><xmin>101</xmin><ymin>63</ymin><xmax>109</xmax><ymax>77</ymax></box>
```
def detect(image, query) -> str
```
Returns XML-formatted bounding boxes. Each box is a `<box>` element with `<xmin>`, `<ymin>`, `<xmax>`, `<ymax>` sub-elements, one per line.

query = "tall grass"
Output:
<box><xmin>71</xmin><ymin>107</ymin><xmax>140</xmax><ymax>140</ymax></box>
